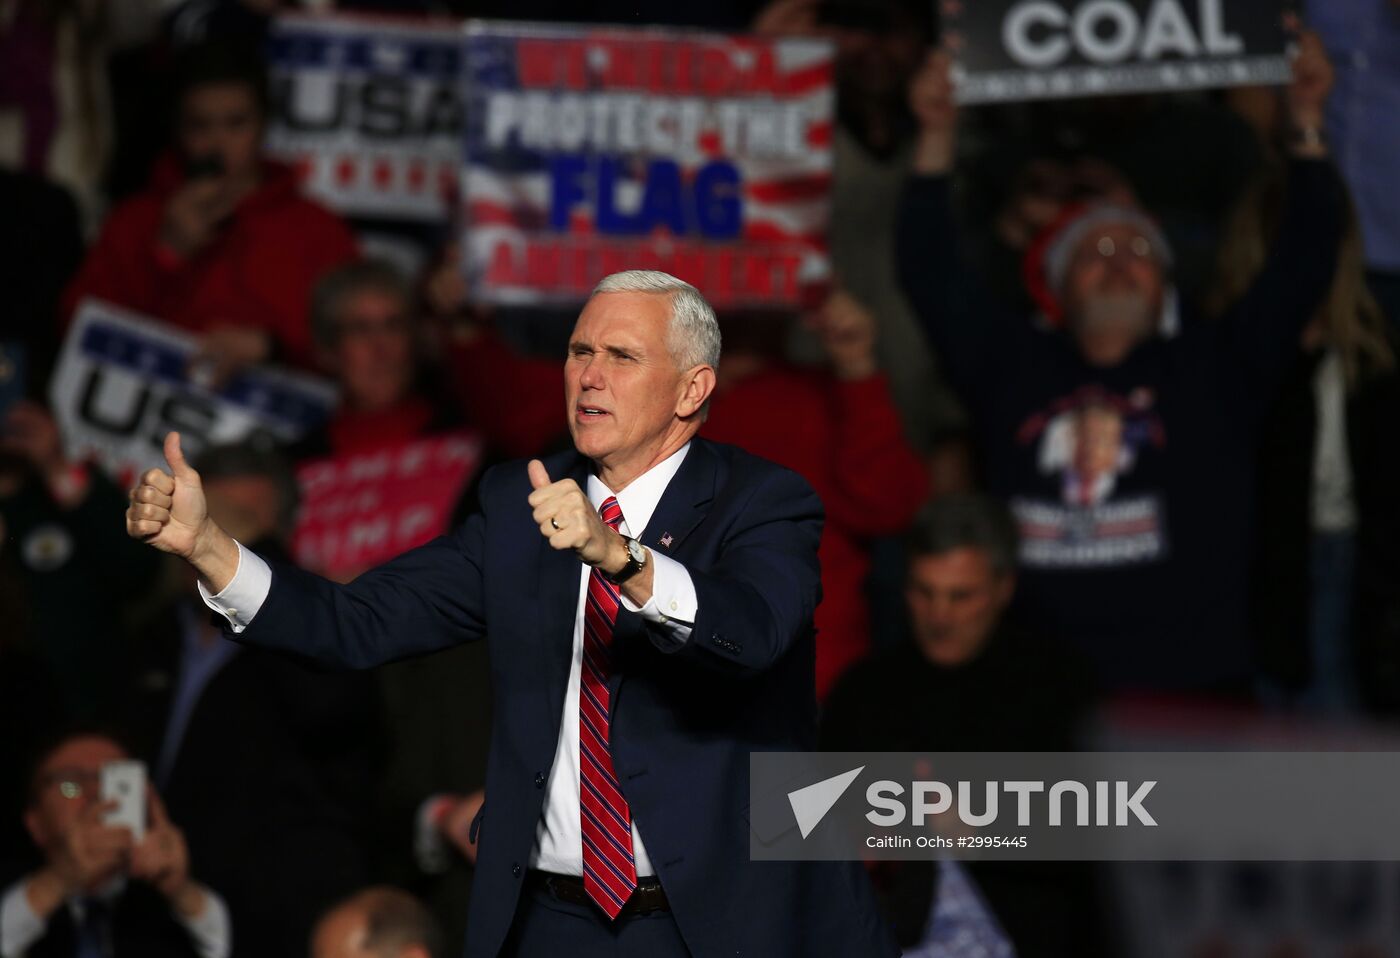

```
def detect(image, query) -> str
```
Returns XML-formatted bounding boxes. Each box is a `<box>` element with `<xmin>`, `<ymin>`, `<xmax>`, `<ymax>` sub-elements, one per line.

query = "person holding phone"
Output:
<box><xmin>0</xmin><ymin>731</ymin><xmax>230</xmax><ymax>958</ymax></box>
<box><xmin>61</xmin><ymin>39</ymin><xmax>357</xmax><ymax>379</ymax></box>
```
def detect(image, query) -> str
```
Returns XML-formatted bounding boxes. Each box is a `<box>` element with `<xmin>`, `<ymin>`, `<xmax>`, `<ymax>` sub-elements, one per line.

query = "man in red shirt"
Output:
<box><xmin>63</xmin><ymin>42</ymin><xmax>357</xmax><ymax>378</ymax></box>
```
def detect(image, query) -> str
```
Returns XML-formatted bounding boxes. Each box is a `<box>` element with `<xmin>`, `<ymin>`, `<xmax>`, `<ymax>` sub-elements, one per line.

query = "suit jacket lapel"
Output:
<box><xmin>636</xmin><ymin>438</ymin><xmax>718</xmax><ymax>558</ymax></box>
<box><xmin>609</xmin><ymin>439</ymin><xmax>719</xmax><ymax>666</ymax></box>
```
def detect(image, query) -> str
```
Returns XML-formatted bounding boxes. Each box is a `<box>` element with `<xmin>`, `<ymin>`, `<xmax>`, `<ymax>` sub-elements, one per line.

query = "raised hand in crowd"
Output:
<box><xmin>1283</xmin><ymin>16</ymin><xmax>1333</xmax><ymax>157</ymax></box>
<box><xmin>806</xmin><ymin>290</ymin><xmax>879</xmax><ymax>381</ymax></box>
<box><xmin>25</xmin><ymin>799</ymin><xmax>133</xmax><ymax>913</ymax></box>
<box><xmin>751</xmin><ymin>0</ymin><xmax>823</xmax><ymax>37</ymax></box>
<box><xmin>159</xmin><ymin>176</ymin><xmax>246</xmax><ymax>261</ymax></box>
<box><xmin>187</xmin><ymin>324</ymin><xmax>273</xmax><ymax>389</ymax></box>
<box><xmin>424</xmin><ymin>243</ymin><xmax>495</xmax><ymax>351</ymax></box>
<box><xmin>432</xmin><ymin>790</ymin><xmax>486</xmax><ymax>866</ymax></box>
<box><xmin>425</xmin><ymin>244</ymin><xmax>470</xmax><ymax>320</ymax></box>
<box><xmin>908</xmin><ymin>49</ymin><xmax>956</xmax><ymax>175</ymax></box>
<box><xmin>128</xmin><ymin>792</ymin><xmax>208</xmax><ymax>920</ymax></box>
<box><xmin>1</xmin><ymin>401</ymin><xmax>91</xmax><ymax>508</ymax></box>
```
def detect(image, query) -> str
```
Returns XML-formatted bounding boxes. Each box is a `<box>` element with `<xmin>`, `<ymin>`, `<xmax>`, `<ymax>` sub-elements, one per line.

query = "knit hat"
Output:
<box><xmin>1022</xmin><ymin>202</ymin><xmax>1175</xmax><ymax>330</ymax></box>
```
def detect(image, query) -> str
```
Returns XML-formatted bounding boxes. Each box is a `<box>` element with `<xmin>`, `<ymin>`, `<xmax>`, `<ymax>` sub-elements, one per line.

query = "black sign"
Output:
<box><xmin>947</xmin><ymin>0</ymin><xmax>1290</xmax><ymax>103</ymax></box>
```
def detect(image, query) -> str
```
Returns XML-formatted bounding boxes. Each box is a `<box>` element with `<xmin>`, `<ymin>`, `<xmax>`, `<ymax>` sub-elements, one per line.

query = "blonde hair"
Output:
<box><xmin>1208</xmin><ymin>166</ymin><xmax>1394</xmax><ymax>388</ymax></box>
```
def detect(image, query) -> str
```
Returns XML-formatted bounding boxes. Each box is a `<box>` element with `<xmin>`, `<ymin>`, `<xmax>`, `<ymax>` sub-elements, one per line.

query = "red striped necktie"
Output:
<box><xmin>579</xmin><ymin>495</ymin><xmax>638</xmax><ymax>918</ymax></box>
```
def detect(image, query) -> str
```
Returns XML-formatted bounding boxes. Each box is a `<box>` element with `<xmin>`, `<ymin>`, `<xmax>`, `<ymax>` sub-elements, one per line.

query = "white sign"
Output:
<box><xmin>50</xmin><ymin>300</ymin><xmax>338</xmax><ymax>485</ymax></box>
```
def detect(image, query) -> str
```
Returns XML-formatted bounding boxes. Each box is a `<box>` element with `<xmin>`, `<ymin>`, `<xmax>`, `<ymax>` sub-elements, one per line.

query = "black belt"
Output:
<box><xmin>527</xmin><ymin>870</ymin><xmax>670</xmax><ymax>916</ymax></box>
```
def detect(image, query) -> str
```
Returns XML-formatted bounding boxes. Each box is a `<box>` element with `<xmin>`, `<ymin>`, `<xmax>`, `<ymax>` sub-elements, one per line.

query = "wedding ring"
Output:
<box><xmin>550</xmin><ymin>517</ymin><xmax>560</xmax><ymax>530</ymax></box>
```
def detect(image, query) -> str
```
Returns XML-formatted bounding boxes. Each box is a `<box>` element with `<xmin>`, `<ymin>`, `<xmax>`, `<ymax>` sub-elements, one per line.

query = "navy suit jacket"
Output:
<box><xmin>229</xmin><ymin>437</ymin><xmax>897</xmax><ymax>957</ymax></box>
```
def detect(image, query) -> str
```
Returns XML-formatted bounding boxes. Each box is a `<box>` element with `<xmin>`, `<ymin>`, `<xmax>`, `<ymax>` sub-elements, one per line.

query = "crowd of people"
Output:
<box><xmin>2</xmin><ymin>0</ymin><xmax>1398</xmax><ymax>955</ymax></box>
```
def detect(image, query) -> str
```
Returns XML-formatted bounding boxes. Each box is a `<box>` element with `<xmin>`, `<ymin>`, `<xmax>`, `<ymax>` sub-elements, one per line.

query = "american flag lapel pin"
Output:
<box><xmin>659</xmin><ymin>532</ymin><xmax>674</xmax><ymax>549</ymax></box>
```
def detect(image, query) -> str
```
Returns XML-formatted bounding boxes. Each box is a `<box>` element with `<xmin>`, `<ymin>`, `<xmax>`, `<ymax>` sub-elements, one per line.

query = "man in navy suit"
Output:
<box><xmin>125</xmin><ymin>270</ymin><xmax>898</xmax><ymax>958</ymax></box>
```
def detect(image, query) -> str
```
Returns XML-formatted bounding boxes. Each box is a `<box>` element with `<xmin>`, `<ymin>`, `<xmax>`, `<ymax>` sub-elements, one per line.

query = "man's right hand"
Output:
<box><xmin>159</xmin><ymin>178</ymin><xmax>240</xmax><ymax>259</ymax></box>
<box><xmin>909</xmin><ymin>49</ymin><xmax>957</xmax><ymax>175</ymax></box>
<box><xmin>436</xmin><ymin>790</ymin><xmax>486</xmax><ymax>865</ymax></box>
<box><xmin>126</xmin><ymin>432</ymin><xmax>209</xmax><ymax>558</ymax></box>
<box><xmin>126</xmin><ymin>432</ymin><xmax>240</xmax><ymax>591</ymax></box>
<box><xmin>39</xmin><ymin>802</ymin><xmax>132</xmax><ymax>902</ymax></box>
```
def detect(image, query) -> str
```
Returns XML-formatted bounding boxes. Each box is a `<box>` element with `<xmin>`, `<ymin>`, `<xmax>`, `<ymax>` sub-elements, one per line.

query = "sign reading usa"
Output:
<box><xmin>50</xmin><ymin>300</ymin><xmax>337</xmax><ymax>487</ymax></box>
<box><xmin>265</xmin><ymin>13</ymin><xmax>465</xmax><ymax>221</ymax></box>
<box><xmin>461</xmin><ymin>22</ymin><xmax>834</xmax><ymax>308</ymax></box>
<box><xmin>948</xmin><ymin>0</ymin><xmax>1290</xmax><ymax>103</ymax></box>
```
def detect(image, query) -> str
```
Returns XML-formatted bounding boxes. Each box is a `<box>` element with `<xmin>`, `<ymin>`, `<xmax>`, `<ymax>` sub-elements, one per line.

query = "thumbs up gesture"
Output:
<box><xmin>526</xmin><ymin>458</ymin><xmax>624</xmax><ymax>572</ymax></box>
<box><xmin>126</xmin><ymin>432</ymin><xmax>211</xmax><ymax>559</ymax></box>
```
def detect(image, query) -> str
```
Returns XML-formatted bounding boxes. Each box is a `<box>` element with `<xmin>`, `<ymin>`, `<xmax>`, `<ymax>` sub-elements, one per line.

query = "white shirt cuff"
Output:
<box><xmin>179</xmin><ymin>885</ymin><xmax>231</xmax><ymax>958</ymax></box>
<box><xmin>414</xmin><ymin>796</ymin><xmax>454</xmax><ymax>875</ymax></box>
<box><xmin>196</xmin><ymin>540</ymin><xmax>272</xmax><ymax>633</ymax></box>
<box><xmin>1</xmin><ymin>879</ymin><xmax>46</xmax><ymax>957</ymax></box>
<box><xmin>619</xmin><ymin>550</ymin><xmax>696</xmax><ymax>650</ymax></box>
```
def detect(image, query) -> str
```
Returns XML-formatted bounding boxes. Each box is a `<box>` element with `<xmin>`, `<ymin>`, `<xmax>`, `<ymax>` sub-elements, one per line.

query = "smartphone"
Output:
<box><xmin>184</xmin><ymin>153</ymin><xmax>226</xmax><ymax>180</ymax></box>
<box><xmin>100</xmin><ymin>760</ymin><xmax>147</xmax><ymax>842</ymax></box>
<box><xmin>0</xmin><ymin>343</ymin><xmax>24</xmax><ymax>420</ymax></box>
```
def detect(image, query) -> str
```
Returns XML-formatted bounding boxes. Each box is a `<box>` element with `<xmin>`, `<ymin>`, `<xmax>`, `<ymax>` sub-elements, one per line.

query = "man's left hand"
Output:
<box><xmin>129</xmin><ymin>792</ymin><xmax>201</xmax><ymax>916</ymax></box>
<box><xmin>809</xmin><ymin>291</ymin><xmax>878</xmax><ymax>381</ymax></box>
<box><xmin>527</xmin><ymin>459</ymin><xmax>624</xmax><ymax>572</ymax></box>
<box><xmin>1285</xmin><ymin>16</ymin><xmax>1333</xmax><ymax>133</ymax></box>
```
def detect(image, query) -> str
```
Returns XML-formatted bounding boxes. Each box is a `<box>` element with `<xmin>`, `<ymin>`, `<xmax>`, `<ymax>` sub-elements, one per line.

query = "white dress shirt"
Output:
<box><xmin>200</xmin><ymin>442</ymin><xmax>700</xmax><ymax>878</ymax></box>
<box><xmin>0</xmin><ymin>877</ymin><xmax>231</xmax><ymax>958</ymax></box>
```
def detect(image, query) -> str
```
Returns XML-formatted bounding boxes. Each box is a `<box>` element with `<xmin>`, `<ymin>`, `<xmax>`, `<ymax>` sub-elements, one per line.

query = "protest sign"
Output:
<box><xmin>50</xmin><ymin>300</ymin><xmax>337</xmax><ymax>485</ymax></box>
<box><xmin>292</xmin><ymin>431</ymin><xmax>482</xmax><ymax>577</ymax></box>
<box><xmin>461</xmin><ymin>22</ymin><xmax>835</xmax><ymax>309</ymax></box>
<box><xmin>265</xmin><ymin>12</ymin><xmax>465</xmax><ymax>221</ymax></box>
<box><xmin>948</xmin><ymin>0</ymin><xmax>1290</xmax><ymax>103</ymax></box>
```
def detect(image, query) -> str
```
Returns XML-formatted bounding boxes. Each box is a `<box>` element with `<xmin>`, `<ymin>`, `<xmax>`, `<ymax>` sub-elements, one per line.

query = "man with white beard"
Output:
<box><xmin>895</xmin><ymin>36</ymin><xmax>1346</xmax><ymax>697</ymax></box>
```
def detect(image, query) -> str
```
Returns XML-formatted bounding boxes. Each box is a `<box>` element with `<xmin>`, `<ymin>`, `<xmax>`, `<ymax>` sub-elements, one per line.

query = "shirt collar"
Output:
<box><xmin>586</xmin><ymin>442</ymin><xmax>691</xmax><ymax>538</ymax></box>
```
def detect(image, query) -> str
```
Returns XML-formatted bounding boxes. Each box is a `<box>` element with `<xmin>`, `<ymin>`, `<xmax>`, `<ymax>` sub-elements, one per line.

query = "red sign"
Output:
<box><xmin>293</xmin><ymin>431</ymin><xmax>482</xmax><ymax>578</ymax></box>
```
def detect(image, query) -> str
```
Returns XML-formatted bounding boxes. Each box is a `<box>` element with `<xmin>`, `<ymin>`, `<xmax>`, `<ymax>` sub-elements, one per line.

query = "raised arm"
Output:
<box><xmin>125</xmin><ymin>432</ymin><xmax>488</xmax><ymax>668</ymax></box>
<box><xmin>806</xmin><ymin>292</ymin><xmax>930</xmax><ymax>532</ymax></box>
<box><xmin>1219</xmin><ymin>27</ymin><xmax>1347</xmax><ymax>413</ymax></box>
<box><xmin>895</xmin><ymin>50</ymin><xmax>999</xmax><ymax>403</ymax></box>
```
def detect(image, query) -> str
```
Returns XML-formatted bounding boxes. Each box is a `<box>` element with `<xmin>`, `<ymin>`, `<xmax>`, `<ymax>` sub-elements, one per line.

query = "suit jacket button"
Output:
<box><xmin>512</xmin><ymin>863</ymin><xmax>522</xmax><ymax>878</ymax></box>
<box><xmin>534</xmin><ymin>772</ymin><xmax>545</xmax><ymax>788</ymax></box>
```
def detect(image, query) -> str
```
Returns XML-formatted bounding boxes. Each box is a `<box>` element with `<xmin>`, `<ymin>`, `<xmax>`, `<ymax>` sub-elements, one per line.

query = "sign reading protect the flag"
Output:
<box><xmin>461</xmin><ymin>22</ymin><xmax>834</xmax><ymax>309</ymax></box>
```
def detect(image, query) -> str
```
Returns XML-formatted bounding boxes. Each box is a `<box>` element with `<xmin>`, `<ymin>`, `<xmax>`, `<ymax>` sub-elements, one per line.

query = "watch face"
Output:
<box><xmin>627</xmin><ymin>538</ymin><xmax>647</xmax><ymax>564</ymax></box>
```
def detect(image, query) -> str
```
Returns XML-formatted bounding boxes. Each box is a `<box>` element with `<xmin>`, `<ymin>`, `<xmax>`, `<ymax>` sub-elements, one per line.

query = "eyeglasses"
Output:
<box><xmin>1092</xmin><ymin>234</ymin><xmax>1153</xmax><ymax>260</ymax></box>
<box><xmin>37</xmin><ymin>768</ymin><xmax>101</xmax><ymax>800</ymax></box>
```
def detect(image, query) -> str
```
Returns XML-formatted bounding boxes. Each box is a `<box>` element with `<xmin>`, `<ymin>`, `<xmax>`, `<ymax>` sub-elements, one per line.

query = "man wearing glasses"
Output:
<box><xmin>0</xmin><ymin>732</ymin><xmax>230</xmax><ymax>958</ymax></box>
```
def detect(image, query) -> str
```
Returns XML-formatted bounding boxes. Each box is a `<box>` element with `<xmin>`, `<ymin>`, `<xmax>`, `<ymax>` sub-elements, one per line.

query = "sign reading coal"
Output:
<box><xmin>948</xmin><ymin>0</ymin><xmax>1290</xmax><ymax>103</ymax></box>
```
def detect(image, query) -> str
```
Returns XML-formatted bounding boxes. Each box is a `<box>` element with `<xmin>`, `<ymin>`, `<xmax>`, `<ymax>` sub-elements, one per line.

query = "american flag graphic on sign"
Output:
<box><xmin>461</xmin><ymin>21</ymin><xmax>835</xmax><ymax>309</ymax></box>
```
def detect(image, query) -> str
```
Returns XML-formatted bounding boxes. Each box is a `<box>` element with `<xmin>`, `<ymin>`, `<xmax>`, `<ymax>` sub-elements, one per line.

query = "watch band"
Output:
<box><xmin>604</xmin><ymin>536</ymin><xmax>645</xmax><ymax>585</ymax></box>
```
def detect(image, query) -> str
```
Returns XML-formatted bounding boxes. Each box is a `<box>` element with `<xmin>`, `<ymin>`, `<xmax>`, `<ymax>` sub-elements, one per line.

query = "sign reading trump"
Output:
<box><xmin>461</xmin><ymin>22</ymin><xmax>834</xmax><ymax>309</ymax></box>
<box><xmin>948</xmin><ymin>0</ymin><xmax>1290</xmax><ymax>103</ymax></box>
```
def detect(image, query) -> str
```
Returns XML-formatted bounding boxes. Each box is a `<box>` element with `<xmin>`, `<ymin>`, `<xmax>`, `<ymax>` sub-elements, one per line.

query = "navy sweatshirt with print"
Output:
<box><xmin>897</xmin><ymin>158</ymin><xmax>1346</xmax><ymax>693</ymax></box>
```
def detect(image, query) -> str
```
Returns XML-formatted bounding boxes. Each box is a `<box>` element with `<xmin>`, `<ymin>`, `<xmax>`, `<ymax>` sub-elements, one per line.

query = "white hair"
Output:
<box><xmin>590</xmin><ymin>270</ymin><xmax>721</xmax><ymax>372</ymax></box>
